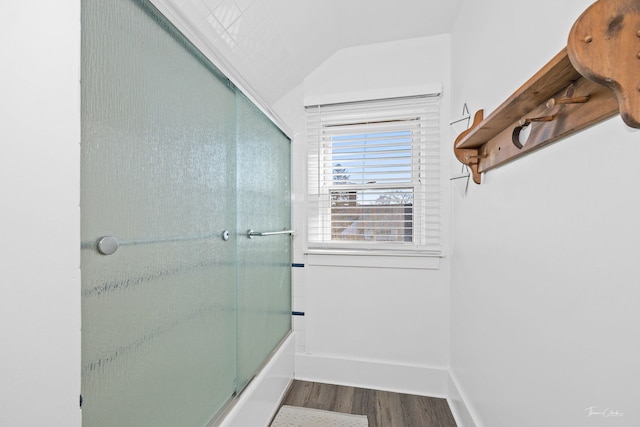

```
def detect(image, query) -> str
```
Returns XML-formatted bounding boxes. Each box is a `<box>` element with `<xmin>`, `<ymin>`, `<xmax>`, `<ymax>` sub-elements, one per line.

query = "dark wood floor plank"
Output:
<box><xmin>405</xmin><ymin>392</ymin><xmax>436</xmax><ymax>426</ymax></box>
<box><xmin>410</xmin><ymin>392</ymin><xmax>458</xmax><ymax>427</ymax></box>
<box><xmin>280</xmin><ymin>380</ymin><xmax>457</xmax><ymax>427</ymax></box>
<box><xmin>352</xmin><ymin>385</ymin><xmax>378</xmax><ymax>425</ymax></box>
<box><xmin>376</xmin><ymin>389</ymin><xmax>407</xmax><ymax>427</ymax></box>
<box><xmin>310</xmin><ymin>382</ymin><xmax>339</xmax><ymax>411</ymax></box>
<box><xmin>281</xmin><ymin>380</ymin><xmax>313</xmax><ymax>407</ymax></box>
<box><xmin>332</xmin><ymin>384</ymin><xmax>355</xmax><ymax>414</ymax></box>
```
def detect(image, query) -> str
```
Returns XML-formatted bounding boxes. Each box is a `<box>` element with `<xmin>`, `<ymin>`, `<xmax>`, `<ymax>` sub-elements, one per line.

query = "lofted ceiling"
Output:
<box><xmin>156</xmin><ymin>0</ymin><xmax>462</xmax><ymax>106</ymax></box>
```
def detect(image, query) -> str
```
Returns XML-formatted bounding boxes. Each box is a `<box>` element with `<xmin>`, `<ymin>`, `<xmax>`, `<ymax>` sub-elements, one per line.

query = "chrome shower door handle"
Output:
<box><xmin>246</xmin><ymin>229</ymin><xmax>296</xmax><ymax>239</ymax></box>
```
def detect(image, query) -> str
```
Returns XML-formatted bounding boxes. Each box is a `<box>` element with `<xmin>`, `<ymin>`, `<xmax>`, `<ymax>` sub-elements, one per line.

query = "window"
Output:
<box><xmin>306</xmin><ymin>95</ymin><xmax>441</xmax><ymax>255</ymax></box>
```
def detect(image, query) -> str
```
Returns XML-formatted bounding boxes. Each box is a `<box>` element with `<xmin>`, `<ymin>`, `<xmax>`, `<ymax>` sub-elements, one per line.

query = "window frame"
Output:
<box><xmin>305</xmin><ymin>94</ymin><xmax>441</xmax><ymax>256</ymax></box>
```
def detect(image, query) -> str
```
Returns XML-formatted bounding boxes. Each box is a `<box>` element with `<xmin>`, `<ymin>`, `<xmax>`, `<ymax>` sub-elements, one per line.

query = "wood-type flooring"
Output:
<box><xmin>279</xmin><ymin>380</ymin><xmax>457</xmax><ymax>427</ymax></box>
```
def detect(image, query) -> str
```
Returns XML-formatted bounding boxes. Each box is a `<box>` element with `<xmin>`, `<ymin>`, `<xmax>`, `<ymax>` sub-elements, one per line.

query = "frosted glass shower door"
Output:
<box><xmin>235</xmin><ymin>93</ymin><xmax>292</xmax><ymax>389</ymax></box>
<box><xmin>81</xmin><ymin>0</ymin><xmax>237</xmax><ymax>426</ymax></box>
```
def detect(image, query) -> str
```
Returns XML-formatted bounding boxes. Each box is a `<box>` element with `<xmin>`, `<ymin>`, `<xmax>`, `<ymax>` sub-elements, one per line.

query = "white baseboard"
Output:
<box><xmin>447</xmin><ymin>371</ymin><xmax>480</xmax><ymax>427</ymax></box>
<box><xmin>295</xmin><ymin>353</ymin><xmax>449</xmax><ymax>398</ymax></box>
<box><xmin>217</xmin><ymin>334</ymin><xmax>295</xmax><ymax>427</ymax></box>
<box><xmin>213</xmin><ymin>338</ymin><xmax>480</xmax><ymax>427</ymax></box>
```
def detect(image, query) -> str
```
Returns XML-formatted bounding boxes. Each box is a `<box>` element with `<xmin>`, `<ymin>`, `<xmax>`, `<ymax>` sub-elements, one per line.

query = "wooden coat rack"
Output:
<box><xmin>454</xmin><ymin>0</ymin><xmax>640</xmax><ymax>184</ymax></box>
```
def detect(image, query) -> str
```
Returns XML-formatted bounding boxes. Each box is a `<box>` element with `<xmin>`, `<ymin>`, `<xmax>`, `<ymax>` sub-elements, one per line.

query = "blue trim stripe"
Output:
<box><xmin>292</xmin><ymin>311</ymin><xmax>305</xmax><ymax>316</ymax></box>
<box><xmin>291</xmin><ymin>263</ymin><xmax>305</xmax><ymax>268</ymax></box>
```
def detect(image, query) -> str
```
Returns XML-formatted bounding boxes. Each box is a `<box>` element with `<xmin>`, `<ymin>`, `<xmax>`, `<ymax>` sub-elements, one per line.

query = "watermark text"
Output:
<box><xmin>585</xmin><ymin>406</ymin><xmax>624</xmax><ymax>418</ymax></box>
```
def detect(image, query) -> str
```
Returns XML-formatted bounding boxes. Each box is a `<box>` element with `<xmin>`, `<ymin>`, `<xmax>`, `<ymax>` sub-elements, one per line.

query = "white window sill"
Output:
<box><xmin>304</xmin><ymin>249</ymin><xmax>442</xmax><ymax>270</ymax></box>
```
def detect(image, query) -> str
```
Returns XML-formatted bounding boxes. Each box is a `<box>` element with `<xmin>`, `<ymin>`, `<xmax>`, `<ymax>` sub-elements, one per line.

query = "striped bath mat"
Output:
<box><xmin>271</xmin><ymin>405</ymin><xmax>369</xmax><ymax>427</ymax></box>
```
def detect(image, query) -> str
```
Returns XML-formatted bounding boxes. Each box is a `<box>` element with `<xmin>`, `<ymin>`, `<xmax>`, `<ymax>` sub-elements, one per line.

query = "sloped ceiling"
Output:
<box><xmin>154</xmin><ymin>0</ymin><xmax>461</xmax><ymax>106</ymax></box>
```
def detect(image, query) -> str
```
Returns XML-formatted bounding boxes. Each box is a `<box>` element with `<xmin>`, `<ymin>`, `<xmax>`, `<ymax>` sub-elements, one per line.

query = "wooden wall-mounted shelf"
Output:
<box><xmin>455</xmin><ymin>0</ymin><xmax>640</xmax><ymax>184</ymax></box>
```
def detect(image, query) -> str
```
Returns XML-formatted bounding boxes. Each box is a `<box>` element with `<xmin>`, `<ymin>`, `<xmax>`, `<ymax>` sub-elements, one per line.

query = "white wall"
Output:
<box><xmin>0</xmin><ymin>2</ymin><xmax>81</xmax><ymax>427</ymax></box>
<box><xmin>274</xmin><ymin>35</ymin><xmax>453</xmax><ymax>396</ymax></box>
<box><xmin>450</xmin><ymin>1</ymin><xmax>640</xmax><ymax>426</ymax></box>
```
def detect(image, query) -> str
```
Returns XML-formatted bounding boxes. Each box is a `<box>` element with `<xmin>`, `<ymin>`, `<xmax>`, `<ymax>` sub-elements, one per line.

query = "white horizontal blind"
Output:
<box><xmin>306</xmin><ymin>95</ymin><xmax>441</xmax><ymax>254</ymax></box>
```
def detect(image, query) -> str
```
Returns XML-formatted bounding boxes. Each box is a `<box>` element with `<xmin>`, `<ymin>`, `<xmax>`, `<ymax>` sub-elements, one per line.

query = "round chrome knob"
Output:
<box><xmin>97</xmin><ymin>236</ymin><xmax>119</xmax><ymax>255</ymax></box>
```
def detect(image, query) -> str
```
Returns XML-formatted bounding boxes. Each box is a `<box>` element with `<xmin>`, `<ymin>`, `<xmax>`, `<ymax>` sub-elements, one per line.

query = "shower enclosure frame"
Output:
<box><xmin>80</xmin><ymin>0</ymin><xmax>293</xmax><ymax>425</ymax></box>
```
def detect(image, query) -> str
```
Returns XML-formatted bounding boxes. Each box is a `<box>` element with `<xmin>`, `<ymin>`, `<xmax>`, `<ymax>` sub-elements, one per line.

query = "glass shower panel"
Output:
<box><xmin>235</xmin><ymin>92</ymin><xmax>292</xmax><ymax>390</ymax></box>
<box><xmin>81</xmin><ymin>0</ymin><xmax>237</xmax><ymax>425</ymax></box>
